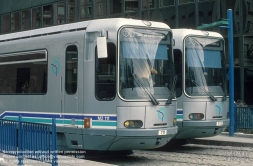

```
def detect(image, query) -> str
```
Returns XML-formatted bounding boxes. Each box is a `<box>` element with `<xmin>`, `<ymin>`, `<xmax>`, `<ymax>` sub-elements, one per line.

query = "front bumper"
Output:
<box><xmin>108</xmin><ymin>126</ymin><xmax>178</xmax><ymax>150</ymax></box>
<box><xmin>173</xmin><ymin>119</ymin><xmax>230</xmax><ymax>139</ymax></box>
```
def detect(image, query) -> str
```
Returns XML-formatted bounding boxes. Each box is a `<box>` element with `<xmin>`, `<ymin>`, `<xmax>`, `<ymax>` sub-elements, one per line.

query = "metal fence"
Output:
<box><xmin>0</xmin><ymin>119</ymin><xmax>17</xmax><ymax>155</ymax></box>
<box><xmin>0</xmin><ymin>115</ymin><xmax>58</xmax><ymax>166</ymax></box>
<box><xmin>235</xmin><ymin>106</ymin><xmax>253</xmax><ymax>131</ymax></box>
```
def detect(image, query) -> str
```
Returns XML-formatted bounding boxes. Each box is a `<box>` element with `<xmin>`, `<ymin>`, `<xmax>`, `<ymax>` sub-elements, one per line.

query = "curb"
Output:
<box><xmin>220</xmin><ymin>132</ymin><xmax>253</xmax><ymax>138</ymax></box>
<box><xmin>190</xmin><ymin>132</ymin><xmax>253</xmax><ymax>147</ymax></box>
<box><xmin>189</xmin><ymin>138</ymin><xmax>253</xmax><ymax>147</ymax></box>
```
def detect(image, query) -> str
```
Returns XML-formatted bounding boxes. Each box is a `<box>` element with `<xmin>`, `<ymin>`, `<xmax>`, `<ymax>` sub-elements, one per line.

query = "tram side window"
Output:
<box><xmin>65</xmin><ymin>45</ymin><xmax>78</xmax><ymax>94</ymax></box>
<box><xmin>0</xmin><ymin>51</ymin><xmax>47</xmax><ymax>94</ymax></box>
<box><xmin>173</xmin><ymin>49</ymin><xmax>182</xmax><ymax>97</ymax></box>
<box><xmin>95</xmin><ymin>43</ymin><xmax>116</xmax><ymax>100</ymax></box>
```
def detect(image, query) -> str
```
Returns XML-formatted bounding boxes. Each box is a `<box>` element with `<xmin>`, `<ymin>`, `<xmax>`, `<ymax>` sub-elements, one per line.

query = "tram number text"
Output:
<box><xmin>216</xmin><ymin>121</ymin><xmax>223</xmax><ymax>126</ymax></box>
<box><xmin>158</xmin><ymin>130</ymin><xmax>167</xmax><ymax>135</ymax></box>
<box><xmin>97</xmin><ymin>116</ymin><xmax>110</xmax><ymax>121</ymax></box>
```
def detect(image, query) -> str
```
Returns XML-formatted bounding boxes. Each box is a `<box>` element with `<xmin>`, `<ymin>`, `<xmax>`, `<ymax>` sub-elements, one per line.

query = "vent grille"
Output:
<box><xmin>213</xmin><ymin>116</ymin><xmax>222</xmax><ymax>118</ymax></box>
<box><xmin>154</xmin><ymin>123</ymin><xmax>167</xmax><ymax>126</ymax></box>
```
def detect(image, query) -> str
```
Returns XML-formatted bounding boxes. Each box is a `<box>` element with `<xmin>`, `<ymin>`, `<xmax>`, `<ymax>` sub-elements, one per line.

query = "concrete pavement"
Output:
<box><xmin>0</xmin><ymin>132</ymin><xmax>252</xmax><ymax>165</ymax></box>
<box><xmin>0</xmin><ymin>153</ymin><xmax>116</xmax><ymax>166</ymax></box>
<box><xmin>190</xmin><ymin>132</ymin><xmax>253</xmax><ymax>147</ymax></box>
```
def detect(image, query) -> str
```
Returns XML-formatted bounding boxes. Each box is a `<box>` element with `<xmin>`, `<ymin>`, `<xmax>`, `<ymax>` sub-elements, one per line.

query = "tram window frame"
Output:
<box><xmin>65</xmin><ymin>45</ymin><xmax>78</xmax><ymax>94</ymax></box>
<box><xmin>95</xmin><ymin>42</ymin><xmax>116</xmax><ymax>101</ymax></box>
<box><xmin>173</xmin><ymin>49</ymin><xmax>183</xmax><ymax>97</ymax></box>
<box><xmin>0</xmin><ymin>50</ymin><xmax>48</xmax><ymax>94</ymax></box>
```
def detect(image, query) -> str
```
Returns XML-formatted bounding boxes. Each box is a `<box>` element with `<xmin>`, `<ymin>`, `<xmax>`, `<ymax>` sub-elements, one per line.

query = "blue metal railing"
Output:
<box><xmin>235</xmin><ymin>106</ymin><xmax>253</xmax><ymax>131</ymax></box>
<box><xmin>0</xmin><ymin>119</ymin><xmax>17</xmax><ymax>155</ymax></box>
<box><xmin>0</xmin><ymin>115</ymin><xmax>57</xmax><ymax>166</ymax></box>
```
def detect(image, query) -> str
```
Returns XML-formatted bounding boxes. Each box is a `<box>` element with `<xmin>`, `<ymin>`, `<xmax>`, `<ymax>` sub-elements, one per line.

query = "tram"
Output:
<box><xmin>0</xmin><ymin>18</ymin><xmax>177</xmax><ymax>151</ymax></box>
<box><xmin>171</xmin><ymin>29</ymin><xmax>229</xmax><ymax>142</ymax></box>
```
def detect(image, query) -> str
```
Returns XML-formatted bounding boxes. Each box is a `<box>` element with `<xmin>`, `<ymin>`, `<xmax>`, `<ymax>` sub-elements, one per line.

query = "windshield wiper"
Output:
<box><xmin>132</xmin><ymin>74</ymin><xmax>159</xmax><ymax>105</ymax></box>
<box><xmin>191</xmin><ymin>80</ymin><xmax>217</xmax><ymax>101</ymax></box>
<box><xmin>165</xmin><ymin>83</ymin><xmax>172</xmax><ymax>105</ymax></box>
<box><xmin>165</xmin><ymin>75</ymin><xmax>178</xmax><ymax>105</ymax></box>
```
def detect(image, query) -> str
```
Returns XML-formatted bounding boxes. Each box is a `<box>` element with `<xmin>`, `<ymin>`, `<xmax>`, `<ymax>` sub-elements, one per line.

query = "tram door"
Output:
<box><xmin>63</xmin><ymin>45</ymin><xmax>78</xmax><ymax>125</ymax></box>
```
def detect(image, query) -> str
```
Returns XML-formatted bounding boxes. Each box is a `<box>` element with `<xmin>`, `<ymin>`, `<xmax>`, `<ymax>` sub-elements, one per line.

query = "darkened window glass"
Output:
<box><xmin>55</xmin><ymin>1</ymin><xmax>65</xmax><ymax>25</ymax></box>
<box><xmin>95</xmin><ymin>43</ymin><xmax>116</xmax><ymax>100</ymax></box>
<box><xmin>65</xmin><ymin>45</ymin><xmax>78</xmax><ymax>94</ymax></box>
<box><xmin>0</xmin><ymin>52</ymin><xmax>45</xmax><ymax>63</ymax></box>
<box><xmin>43</xmin><ymin>5</ymin><xmax>53</xmax><ymax>27</ymax></box>
<box><xmin>0</xmin><ymin>51</ymin><xmax>47</xmax><ymax>94</ymax></box>
<box><xmin>32</xmin><ymin>7</ymin><xmax>42</xmax><ymax>29</ymax></box>
<box><xmin>110</xmin><ymin>0</ymin><xmax>122</xmax><ymax>15</ymax></box>
<box><xmin>80</xmin><ymin>0</ymin><xmax>92</xmax><ymax>20</ymax></box>
<box><xmin>199</xmin><ymin>1</ymin><xmax>217</xmax><ymax>31</ymax></box>
<box><xmin>143</xmin><ymin>0</ymin><xmax>156</xmax><ymax>9</ymax></box>
<box><xmin>22</xmin><ymin>10</ymin><xmax>31</xmax><ymax>31</ymax></box>
<box><xmin>94</xmin><ymin>0</ymin><xmax>107</xmax><ymax>18</ymax></box>
<box><xmin>160</xmin><ymin>7</ymin><xmax>176</xmax><ymax>28</ymax></box>
<box><xmin>11</xmin><ymin>11</ymin><xmax>20</xmax><ymax>32</ymax></box>
<box><xmin>160</xmin><ymin>0</ymin><xmax>175</xmax><ymax>7</ymax></box>
<box><xmin>125</xmin><ymin>1</ymin><xmax>138</xmax><ymax>12</ymax></box>
<box><xmin>179</xmin><ymin>0</ymin><xmax>195</xmax><ymax>4</ymax></box>
<box><xmin>67</xmin><ymin>0</ymin><xmax>77</xmax><ymax>23</ymax></box>
<box><xmin>173</xmin><ymin>49</ymin><xmax>182</xmax><ymax>97</ymax></box>
<box><xmin>1</xmin><ymin>14</ymin><xmax>11</xmax><ymax>34</ymax></box>
<box><xmin>178</xmin><ymin>3</ymin><xmax>196</xmax><ymax>28</ymax></box>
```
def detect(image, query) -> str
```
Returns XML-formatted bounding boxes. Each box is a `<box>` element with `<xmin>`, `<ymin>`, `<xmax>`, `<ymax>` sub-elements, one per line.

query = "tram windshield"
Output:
<box><xmin>185</xmin><ymin>36</ymin><xmax>227</xmax><ymax>97</ymax></box>
<box><xmin>119</xmin><ymin>27</ymin><xmax>174</xmax><ymax>102</ymax></box>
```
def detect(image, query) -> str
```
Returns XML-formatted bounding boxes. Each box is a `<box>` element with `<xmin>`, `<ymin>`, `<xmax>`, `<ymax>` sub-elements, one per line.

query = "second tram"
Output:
<box><xmin>171</xmin><ymin>29</ymin><xmax>229</xmax><ymax>142</ymax></box>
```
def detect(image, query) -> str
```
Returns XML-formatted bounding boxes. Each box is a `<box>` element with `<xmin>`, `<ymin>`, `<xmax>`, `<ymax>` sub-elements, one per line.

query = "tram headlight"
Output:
<box><xmin>189</xmin><ymin>113</ymin><xmax>204</xmax><ymax>120</ymax></box>
<box><xmin>124</xmin><ymin>120</ymin><xmax>143</xmax><ymax>128</ymax></box>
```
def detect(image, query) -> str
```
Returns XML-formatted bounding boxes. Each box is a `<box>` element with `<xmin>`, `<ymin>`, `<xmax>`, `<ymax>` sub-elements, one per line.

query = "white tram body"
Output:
<box><xmin>172</xmin><ymin>29</ymin><xmax>229</xmax><ymax>140</ymax></box>
<box><xmin>0</xmin><ymin>18</ymin><xmax>177</xmax><ymax>151</ymax></box>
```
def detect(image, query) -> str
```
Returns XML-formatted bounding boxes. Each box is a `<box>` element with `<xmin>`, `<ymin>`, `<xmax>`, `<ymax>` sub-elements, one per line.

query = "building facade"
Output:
<box><xmin>0</xmin><ymin>0</ymin><xmax>253</xmax><ymax>104</ymax></box>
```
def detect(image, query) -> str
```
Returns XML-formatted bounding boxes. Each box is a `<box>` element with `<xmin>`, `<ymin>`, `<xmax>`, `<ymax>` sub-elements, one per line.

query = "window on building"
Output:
<box><xmin>22</xmin><ymin>9</ymin><xmax>31</xmax><ymax>31</ymax></box>
<box><xmin>110</xmin><ymin>0</ymin><xmax>122</xmax><ymax>15</ymax></box>
<box><xmin>11</xmin><ymin>11</ymin><xmax>20</xmax><ymax>32</ymax></box>
<box><xmin>179</xmin><ymin>0</ymin><xmax>195</xmax><ymax>4</ymax></box>
<box><xmin>67</xmin><ymin>0</ymin><xmax>77</xmax><ymax>23</ymax></box>
<box><xmin>94</xmin><ymin>0</ymin><xmax>106</xmax><ymax>17</ymax></box>
<box><xmin>178</xmin><ymin>3</ymin><xmax>196</xmax><ymax>28</ymax></box>
<box><xmin>80</xmin><ymin>0</ymin><xmax>92</xmax><ymax>20</ymax></box>
<box><xmin>55</xmin><ymin>1</ymin><xmax>65</xmax><ymax>25</ymax></box>
<box><xmin>160</xmin><ymin>0</ymin><xmax>175</xmax><ymax>7</ymax></box>
<box><xmin>65</xmin><ymin>45</ymin><xmax>78</xmax><ymax>94</ymax></box>
<box><xmin>95</xmin><ymin>43</ymin><xmax>116</xmax><ymax>100</ymax></box>
<box><xmin>199</xmin><ymin>1</ymin><xmax>217</xmax><ymax>31</ymax></box>
<box><xmin>32</xmin><ymin>7</ymin><xmax>42</xmax><ymax>29</ymax></box>
<box><xmin>43</xmin><ymin>5</ymin><xmax>53</xmax><ymax>27</ymax></box>
<box><xmin>1</xmin><ymin>14</ymin><xmax>11</xmax><ymax>34</ymax></box>
<box><xmin>160</xmin><ymin>7</ymin><xmax>176</xmax><ymax>28</ymax></box>
<box><xmin>142</xmin><ymin>0</ymin><xmax>156</xmax><ymax>9</ymax></box>
<box><xmin>125</xmin><ymin>0</ymin><xmax>138</xmax><ymax>12</ymax></box>
<box><xmin>0</xmin><ymin>50</ymin><xmax>47</xmax><ymax>94</ymax></box>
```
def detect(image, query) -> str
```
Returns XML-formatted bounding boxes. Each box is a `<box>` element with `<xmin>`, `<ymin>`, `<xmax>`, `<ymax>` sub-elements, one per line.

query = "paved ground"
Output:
<box><xmin>0</xmin><ymin>132</ymin><xmax>252</xmax><ymax>166</ymax></box>
<box><xmin>190</xmin><ymin>132</ymin><xmax>253</xmax><ymax>147</ymax></box>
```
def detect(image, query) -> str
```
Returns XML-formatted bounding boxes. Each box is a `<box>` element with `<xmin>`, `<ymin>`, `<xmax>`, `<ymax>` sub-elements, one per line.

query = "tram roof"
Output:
<box><xmin>172</xmin><ymin>29</ymin><xmax>223</xmax><ymax>40</ymax></box>
<box><xmin>0</xmin><ymin>18</ymin><xmax>171</xmax><ymax>42</ymax></box>
<box><xmin>172</xmin><ymin>29</ymin><xmax>223</xmax><ymax>50</ymax></box>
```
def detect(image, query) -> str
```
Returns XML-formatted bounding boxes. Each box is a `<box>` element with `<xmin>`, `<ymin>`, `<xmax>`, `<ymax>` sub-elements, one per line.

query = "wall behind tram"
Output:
<box><xmin>0</xmin><ymin>0</ymin><xmax>58</xmax><ymax>14</ymax></box>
